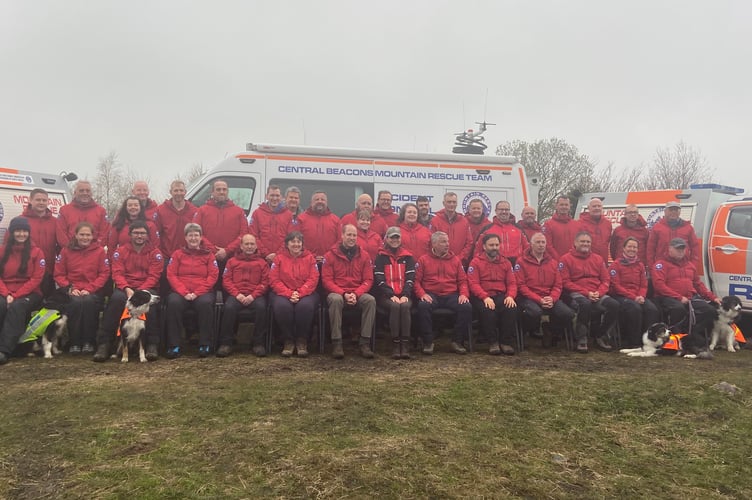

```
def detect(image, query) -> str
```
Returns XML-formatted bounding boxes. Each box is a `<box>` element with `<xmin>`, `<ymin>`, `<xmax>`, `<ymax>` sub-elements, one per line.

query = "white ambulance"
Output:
<box><xmin>577</xmin><ymin>184</ymin><xmax>752</xmax><ymax>313</ymax></box>
<box><xmin>186</xmin><ymin>142</ymin><xmax>537</xmax><ymax>222</ymax></box>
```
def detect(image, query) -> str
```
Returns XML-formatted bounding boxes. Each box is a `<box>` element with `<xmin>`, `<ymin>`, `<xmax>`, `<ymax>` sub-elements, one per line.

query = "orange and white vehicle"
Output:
<box><xmin>186</xmin><ymin>142</ymin><xmax>537</xmax><ymax>222</ymax></box>
<box><xmin>577</xmin><ymin>184</ymin><xmax>752</xmax><ymax>313</ymax></box>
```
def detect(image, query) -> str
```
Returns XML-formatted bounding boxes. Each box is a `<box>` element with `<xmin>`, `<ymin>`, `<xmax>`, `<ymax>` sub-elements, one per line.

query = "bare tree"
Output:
<box><xmin>93</xmin><ymin>151</ymin><xmax>127</xmax><ymax>217</ymax></box>
<box><xmin>641</xmin><ymin>141</ymin><xmax>714</xmax><ymax>189</ymax></box>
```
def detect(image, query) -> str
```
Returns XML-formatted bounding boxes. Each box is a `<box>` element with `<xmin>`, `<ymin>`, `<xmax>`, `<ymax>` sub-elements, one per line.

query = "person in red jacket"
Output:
<box><xmin>576</xmin><ymin>198</ymin><xmax>612</xmax><ymax>263</ymax></box>
<box><xmin>373</xmin><ymin>226</ymin><xmax>415</xmax><ymax>359</ymax></box>
<box><xmin>466</xmin><ymin>198</ymin><xmax>492</xmax><ymax>245</ymax></box>
<box><xmin>131</xmin><ymin>180</ymin><xmax>159</xmax><ymax>222</ymax></box>
<box><xmin>514</xmin><ymin>232</ymin><xmax>575</xmax><ymax>347</ymax></box>
<box><xmin>415</xmin><ymin>231</ymin><xmax>472</xmax><ymax>355</ymax></box>
<box><xmin>54</xmin><ymin>221</ymin><xmax>111</xmax><ymax>354</ymax></box>
<box><xmin>374</xmin><ymin>190</ymin><xmax>399</xmax><ymax>229</ymax></box>
<box><xmin>608</xmin><ymin>237</ymin><xmax>659</xmax><ymax>347</ymax></box>
<box><xmin>294</xmin><ymin>191</ymin><xmax>340</xmax><ymax>263</ymax></box>
<box><xmin>165</xmin><ymin>223</ymin><xmax>219</xmax><ymax>358</ymax></box>
<box><xmin>270</xmin><ymin>231</ymin><xmax>320</xmax><ymax>357</ymax></box>
<box><xmin>647</xmin><ymin>201</ymin><xmax>701</xmax><ymax>269</ymax></box>
<box><xmin>468</xmin><ymin>233</ymin><xmax>518</xmax><ymax>355</ymax></box>
<box><xmin>430</xmin><ymin>192</ymin><xmax>473</xmax><ymax>265</ymax></box>
<box><xmin>284</xmin><ymin>186</ymin><xmax>302</xmax><ymax>222</ymax></box>
<box><xmin>474</xmin><ymin>201</ymin><xmax>529</xmax><ymax>265</ymax></box>
<box><xmin>249</xmin><ymin>184</ymin><xmax>293</xmax><ymax>263</ymax></box>
<box><xmin>218</xmin><ymin>234</ymin><xmax>270</xmax><ymax>358</ymax></box>
<box><xmin>339</xmin><ymin>194</ymin><xmax>388</xmax><ymax>236</ymax></box>
<box><xmin>322</xmin><ymin>224</ymin><xmax>376</xmax><ymax>359</ymax></box>
<box><xmin>416</xmin><ymin>196</ymin><xmax>434</xmax><ymax>228</ymax></box>
<box><xmin>652</xmin><ymin>237</ymin><xmax>720</xmax><ymax>354</ymax></box>
<box><xmin>542</xmin><ymin>195</ymin><xmax>578</xmax><ymax>260</ymax></box>
<box><xmin>106</xmin><ymin>196</ymin><xmax>160</xmax><ymax>259</ymax></box>
<box><xmin>156</xmin><ymin>180</ymin><xmax>198</xmax><ymax>259</ymax></box>
<box><xmin>193</xmin><ymin>180</ymin><xmax>248</xmax><ymax>262</ymax></box>
<box><xmin>399</xmin><ymin>203</ymin><xmax>432</xmax><ymax>260</ymax></box>
<box><xmin>517</xmin><ymin>206</ymin><xmax>542</xmax><ymax>243</ymax></box>
<box><xmin>93</xmin><ymin>221</ymin><xmax>163</xmax><ymax>362</ymax></box>
<box><xmin>560</xmin><ymin>231</ymin><xmax>618</xmax><ymax>353</ymax></box>
<box><xmin>0</xmin><ymin>217</ymin><xmax>46</xmax><ymax>365</ymax></box>
<box><xmin>610</xmin><ymin>205</ymin><xmax>649</xmax><ymax>267</ymax></box>
<box><xmin>56</xmin><ymin>180</ymin><xmax>109</xmax><ymax>248</ymax></box>
<box><xmin>22</xmin><ymin>188</ymin><xmax>58</xmax><ymax>295</ymax></box>
<box><xmin>355</xmin><ymin>210</ymin><xmax>382</xmax><ymax>261</ymax></box>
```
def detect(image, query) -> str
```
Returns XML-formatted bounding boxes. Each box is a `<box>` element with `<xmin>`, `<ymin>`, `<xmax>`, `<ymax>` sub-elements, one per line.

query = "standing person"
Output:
<box><xmin>164</xmin><ymin>223</ymin><xmax>219</xmax><ymax>359</ymax></box>
<box><xmin>608</xmin><ymin>237</ymin><xmax>660</xmax><ymax>348</ymax></box>
<box><xmin>294</xmin><ymin>191</ymin><xmax>340</xmax><ymax>263</ymax></box>
<box><xmin>415</xmin><ymin>231</ymin><xmax>472</xmax><ymax>355</ymax></box>
<box><xmin>269</xmin><ymin>231</ymin><xmax>320</xmax><ymax>357</ymax></box>
<box><xmin>374</xmin><ymin>190</ymin><xmax>399</xmax><ymax>229</ymax></box>
<box><xmin>474</xmin><ymin>200</ymin><xmax>529</xmax><ymax>265</ymax></box>
<box><xmin>218</xmin><ymin>234</ymin><xmax>270</xmax><ymax>358</ymax></box>
<box><xmin>106</xmin><ymin>196</ymin><xmax>159</xmax><ymax>259</ymax></box>
<box><xmin>54</xmin><ymin>221</ymin><xmax>110</xmax><ymax>354</ymax></box>
<box><xmin>398</xmin><ymin>203</ymin><xmax>432</xmax><ymax>261</ymax></box>
<box><xmin>560</xmin><ymin>231</ymin><xmax>619</xmax><ymax>353</ymax></box>
<box><xmin>0</xmin><ymin>217</ymin><xmax>46</xmax><ymax>366</ymax></box>
<box><xmin>131</xmin><ymin>180</ymin><xmax>159</xmax><ymax>222</ymax></box>
<box><xmin>647</xmin><ymin>201</ymin><xmax>700</xmax><ymax>269</ymax></box>
<box><xmin>284</xmin><ymin>186</ymin><xmax>302</xmax><ymax>223</ymax></box>
<box><xmin>194</xmin><ymin>180</ymin><xmax>248</xmax><ymax>263</ymax></box>
<box><xmin>22</xmin><ymin>188</ymin><xmax>58</xmax><ymax>295</ymax></box>
<box><xmin>322</xmin><ymin>224</ymin><xmax>376</xmax><ymax>359</ymax></box>
<box><xmin>249</xmin><ymin>184</ymin><xmax>293</xmax><ymax>263</ymax></box>
<box><xmin>466</xmin><ymin>198</ymin><xmax>492</xmax><ymax>244</ymax></box>
<box><xmin>610</xmin><ymin>205</ymin><xmax>649</xmax><ymax>266</ymax></box>
<box><xmin>515</xmin><ymin>232</ymin><xmax>575</xmax><ymax>348</ymax></box>
<box><xmin>354</xmin><ymin>210</ymin><xmax>382</xmax><ymax>261</ymax></box>
<box><xmin>542</xmin><ymin>195</ymin><xmax>578</xmax><ymax>260</ymax></box>
<box><xmin>156</xmin><ymin>180</ymin><xmax>199</xmax><ymax>259</ymax></box>
<box><xmin>339</xmin><ymin>194</ymin><xmax>387</xmax><ymax>236</ymax></box>
<box><xmin>56</xmin><ymin>180</ymin><xmax>109</xmax><ymax>247</ymax></box>
<box><xmin>430</xmin><ymin>192</ymin><xmax>473</xmax><ymax>265</ymax></box>
<box><xmin>373</xmin><ymin>227</ymin><xmax>415</xmax><ymax>359</ymax></box>
<box><xmin>468</xmin><ymin>234</ymin><xmax>518</xmax><ymax>355</ymax></box>
<box><xmin>93</xmin><ymin>221</ymin><xmax>163</xmax><ymax>362</ymax></box>
<box><xmin>576</xmin><ymin>197</ymin><xmax>612</xmax><ymax>263</ymax></box>
<box><xmin>416</xmin><ymin>195</ymin><xmax>434</xmax><ymax>228</ymax></box>
<box><xmin>517</xmin><ymin>206</ymin><xmax>542</xmax><ymax>243</ymax></box>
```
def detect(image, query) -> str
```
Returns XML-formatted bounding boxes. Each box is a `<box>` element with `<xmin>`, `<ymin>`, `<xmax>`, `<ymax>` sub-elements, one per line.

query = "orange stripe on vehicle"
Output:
<box><xmin>625</xmin><ymin>190</ymin><xmax>682</xmax><ymax>204</ymax></box>
<box><xmin>0</xmin><ymin>180</ymin><xmax>23</xmax><ymax>186</ymax></box>
<box><xmin>267</xmin><ymin>155</ymin><xmax>372</xmax><ymax>165</ymax></box>
<box><xmin>0</xmin><ymin>167</ymin><xmax>20</xmax><ymax>174</ymax></box>
<box><xmin>234</xmin><ymin>154</ymin><xmax>265</xmax><ymax>159</ymax></box>
<box><xmin>519</xmin><ymin>169</ymin><xmax>529</xmax><ymax>205</ymax></box>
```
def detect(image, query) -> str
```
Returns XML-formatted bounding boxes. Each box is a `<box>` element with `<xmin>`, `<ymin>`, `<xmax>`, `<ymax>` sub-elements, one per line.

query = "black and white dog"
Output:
<box><xmin>118</xmin><ymin>290</ymin><xmax>159</xmax><ymax>363</ymax></box>
<box><xmin>36</xmin><ymin>288</ymin><xmax>71</xmax><ymax>359</ymax></box>
<box><xmin>709</xmin><ymin>295</ymin><xmax>743</xmax><ymax>352</ymax></box>
<box><xmin>619</xmin><ymin>323</ymin><xmax>672</xmax><ymax>357</ymax></box>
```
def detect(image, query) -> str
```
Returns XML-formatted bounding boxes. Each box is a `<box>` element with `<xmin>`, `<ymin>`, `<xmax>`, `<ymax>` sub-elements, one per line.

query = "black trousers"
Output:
<box><xmin>0</xmin><ymin>294</ymin><xmax>42</xmax><ymax>355</ymax></box>
<box><xmin>218</xmin><ymin>295</ymin><xmax>269</xmax><ymax>346</ymax></box>
<box><xmin>471</xmin><ymin>295</ymin><xmax>517</xmax><ymax>345</ymax></box>
<box><xmin>165</xmin><ymin>292</ymin><xmax>216</xmax><ymax>348</ymax></box>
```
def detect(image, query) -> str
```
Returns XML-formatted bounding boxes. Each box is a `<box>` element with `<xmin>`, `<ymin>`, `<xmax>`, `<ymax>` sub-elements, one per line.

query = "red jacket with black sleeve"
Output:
<box><xmin>399</xmin><ymin>222</ymin><xmax>432</xmax><ymax>261</ymax></box>
<box><xmin>166</xmin><ymin>246</ymin><xmax>219</xmax><ymax>296</ymax></box>
<box><xmin>610</xmin><ymin>215</ymin><xmax>649</xmax><ymax>265</ymax></box>
<box><xmin>294</xmin><ymin>208</ymin><xmax>340</xmax><ymax>259</ymax></box>
<box><xmin>652</xmin><ymin>255</ymin><xmax>716</xmax><ymax>301</ymax></box>
<box><xmin>56</xmin><ymin>200</ymin><xmax>110</xmax><ymax>247</ymax></box>
<box><xmin>430</xmin><ymin>210</ymin><xmax>473</xmax><ymax>263</ymax></box>
<box><xmin>373</xmin><ymin>246</ymin><xmax>415</xmax><ymax>299</ymax></box>
<box><xmin>0</xmin><ymin>244</ymin><xmax>46</xmax><ymax>297</ymax></box>
<box><xmin>608</xmin><ymin>257</ymin><xmax>647</xmax><ymax>300</ymax></box>
<box><xmin>647</xmin><ymin>217</ymin><xmax>700</xmax><ymax>269</ymax></box>
<box><xmin>560</xmin><ymin>249</ymin><xmax>610</xmax><ymax>297</ymax></box>
<box><xmin>467</xmin><ymin>252</ymin><xmax>517</xmax><ymax>300</ymax></box>
<box><xmin>156</xmin><ymin>199</ymin><xmax>198</xmax><ymax>258</ymax></box>
<box><xmin>222</xmin><ymin>251</ymin><xmax>269</xmax><ymax>298</ymax></box>
<box><xmin>111</xmin><ymin>242</ymin><xmax>163</xmax><ymax>291</ymax></box>
<box><xmin>54</xmin><ymin>242</ymin><xmax>110</xmax><ymax>293</ymax></box>
<box><xmin>322</xmin><ymin>244</ymin><xmax>373</xmax><ymax>297</ymax></box>
<box><xmin>414</xmin><ymin>250</ymin><xmax>469</xmax><ymax>298</ymax></box>
<box><xmin>542</xmin><ymin>212</ymin><xmax>578</xmax><ymax>260</ymax></box>
<box><xmin>22</xmin><ymin>206</ymin><xmax>58</xmax><ymax>275</ymax></box>
<box><xmin>249</xmin><ymin>202</ymin><xmax>293</xmax><ymax>258</ymax></box>
<box><xmin>194</xmin><ymin>199</ymin><xmax>248</xmax><ymax>256</ymax></box>
<box><xmin>269</xmin><ymin>249</ymin><xmax>319</xmax><ymax>299</ymax></box>
<box><xmin>514</xmin><ymin>249</ymin><xmax>562</xmax><ymax>303</ymax></box>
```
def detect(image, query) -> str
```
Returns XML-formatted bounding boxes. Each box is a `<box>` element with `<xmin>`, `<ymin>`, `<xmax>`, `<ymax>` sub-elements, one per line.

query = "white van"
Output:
<box><xmin>186</xmin><ymin>143</ymin><xmax>536</xmax><ymax>220</ymax></box>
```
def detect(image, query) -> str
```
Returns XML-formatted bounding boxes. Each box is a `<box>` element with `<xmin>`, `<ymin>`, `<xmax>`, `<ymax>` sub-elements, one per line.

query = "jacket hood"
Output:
<box><xmin>304</xmin><ymin>206</ymin><xmax>333</xmax><ymax>217</ymax></box>
<box><xmin>378</xmin><ymin>245</ymin><xmax>412</xmax><ymax>259</ymax></box>
<box><xmin>256</xmin><ymin>201</ymin><xmax>286</xmax><ymax>215</ymax></box>
<box><xmin>493</xmin><ymin>214</ymin><xmax>517</xmax><ymax>225</ymax></box>
<box><xmin>551</xmin><ymin>212</ymin><xmax>572</xmax><ymax>223</ymax></box>
<box><xmin>427</xmin><ymin>249</ymin><xmax>457</xmax><ymax>261</ymax></box>
<box><xmin>435</xmin><ymin>209</ymin><xmax>464</xmax><ymax>222</ymax></box>
<box><xmin>619</xmin><ymin>214</ymin><xmax>647</xmax><ymax>228</ymax></box>
<box><xmin>206</xmin><ymin>198</ymin><xmax>237</xmax><ymax>209</ymax></box>
<box><xmin>22</xmin><ymin>206</ymin><xmax>54</xmax><ymax>219</ymax></box>
<box><xmin>234</xmin><ymin>250</ymin><xmax>264</xmax><ymax>262</ymax></box>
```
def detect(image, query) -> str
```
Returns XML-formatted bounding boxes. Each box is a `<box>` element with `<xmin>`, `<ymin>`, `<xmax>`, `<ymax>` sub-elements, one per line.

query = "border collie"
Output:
<box><xmin>709</xmin><ymin>295</ymin><xmax>743</xmax><ymax>352</ymax></box>
<box><xmin>33</xmin><ymin>289</ymin><xmax>71</xmax><ymax>359</ymax></box>
<box><xmin>619</xmin><ymin>323</ymin><xmax>671</xmax><ymax>357</ymax></box>
<box><xmin>118</xmin><ymin>290</ymin><xmax>159</xmax><ymax>363</ymax></box>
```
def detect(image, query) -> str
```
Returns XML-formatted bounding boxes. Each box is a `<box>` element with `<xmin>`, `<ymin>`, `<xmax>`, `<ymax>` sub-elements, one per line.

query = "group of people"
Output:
<box><xmin>0</xmin><ymin>181</ymin><xmax>720</xmax><ymax>366</ymax></box>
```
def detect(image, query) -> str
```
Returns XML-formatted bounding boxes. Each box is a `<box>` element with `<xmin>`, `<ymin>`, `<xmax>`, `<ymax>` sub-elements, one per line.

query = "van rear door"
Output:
<box><xmin>708</xmin><ymin>200</ymin><xmax>752</xmax><ymax>311</ymax></box>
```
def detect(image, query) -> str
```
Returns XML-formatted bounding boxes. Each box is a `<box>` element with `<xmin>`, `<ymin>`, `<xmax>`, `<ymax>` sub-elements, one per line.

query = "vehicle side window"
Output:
<box><xmin>727</xmin><ymin>207</ymin><xmax>752</xmax><ymax>238</ymax></box>
<box><xmin>269</xmin><ymin>178</ymin><xmax>370</xmax><ymax>217</ymax></box>
<box><xmin>189</xmin><ymin>177</ymin><xmax>257</xmax><ymax>215</ymax></box>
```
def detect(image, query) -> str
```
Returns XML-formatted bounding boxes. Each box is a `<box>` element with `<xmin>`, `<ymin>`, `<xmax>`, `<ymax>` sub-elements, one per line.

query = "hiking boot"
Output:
<box><xmin>216</xmin><ymin>345</ymin><xmax>232</xmax><ymax>358</ymax></box>
<box><xmin>0</xmin><ymin>352</ymin><xmax>7</xmax><ymax>365</ymax></box>
<box><xmin>332</xmin><ymin>340</ymin><xmax>344</xmax><ymax>359</ymax></box>
<box><xmin>296</xmin><ymin>338</ymin><xmax>308</xmax><ymax>358</ymax></box>
<box><xmin>82</xmin><ymin>343</ymin><xmax>95</xmax><ymax>354</ymax></box>
<box><xmin>489</xmin><ymin>343</ymin><xmax>501</xmax><ymax>355</ymax></box>
<box><xmin>401</xmin><ymin>340</ymin><xmax>412</xmax><ymax>359</ymax></box>
<box><xmin>145</xmin><ymin>344</ymin><xmax>158</xmax><ymax>361</ymax></box>
<box><xmin>165</xmin><ymin>346</ymin><xmax>181</xmax><ymax>359</ymax></box>
<box><xmin>252</xmin><ymin>344</ymin><xmax>267</xmax><ymax>357</ymax></box>
<box><xmin>359</xmin><ymin>339</ymin><xmax>374</xmax><ymax>359</ymax></box>
<box><xmin>198</xmin><ymin>345</ymin><xmax>211</xmax><ymax>358</ymax></box>
<box><xmin>500</xmin><ymin>344</ymin><xmax>515</xmax><ymax>355</ymax></box>
<box><xmin>92</xmin><ymin>343</ymin><xmax>109</xmax><ymax>362</ymax></box>
<box><xmin>281</xmin><ymin>340</ymin><xmax>294</xmax><ymax>357</ymax></box>
<box><xmin>422</xmin><ymin>342</ymin><xmax>434</xmax><ymax>355</ymax></box>
<box><xmin>392</xmin><ymin>340</ymin><xmax>402</xmax><ymax>359</ymax></box>
<box><xmin>450</xmin><ymin>341</ymin><xmax>467</xmax><ymax>355</ymax></box>
<box><xmin>576</xmin><ymin>339</ymin><xmax>589</xmax><ymax>353</ymax></box>
<box><xmin>595</xmin><ymin>336</ymin><xmax>613</xmax><ymax>352</ymax></box>
<box><xmin>69</xmin><ymin>345</ymin><xmax>81</xmax><ymax>355</ymax></box>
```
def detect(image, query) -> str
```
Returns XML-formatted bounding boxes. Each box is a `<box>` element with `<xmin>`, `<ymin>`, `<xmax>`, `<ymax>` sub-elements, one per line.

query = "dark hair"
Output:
<box><xmin>0</xmin><ymin>231</ymin><xmax>32</xmax><ymax>277</ymax></box>
<box><xmin>622</xmin><ymin>236</ymin><xmax>639</xmax><ymax>248</ymax></box>
<box><xmin>26</xmin><ymin>188</ymin><xmax>49</xmax><ymax>212</ymax></box>
<box><xmin>416</xmin><ymin>195</ymin><xmax>429</xmax><ymax>203</ymax></box>
<box><xmin>285</xmin><ymin>231</ymin><xmax>304</xmax><ymax>246</ymax></box>
<box><xmin>129</xmin><ymin>220</ymin><xmax>150</xmax><ymax>235</ymax></box>
<box><xmin>113</xmin><ymin>196</ymin><xmax>146</xmax><ymax>232</ymax></box>
<box><xmin>482</xmin><ymin>233</ymin><xmax>501</xmax><ymax>245</ymax></box>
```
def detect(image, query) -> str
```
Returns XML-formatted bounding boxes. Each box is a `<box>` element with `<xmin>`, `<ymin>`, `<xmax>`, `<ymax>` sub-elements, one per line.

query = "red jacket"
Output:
<box><xmin>647</xmin><ymin>217</ymin><xmax>700</xmax><ymax>269</ymax></box>
<box><xmin>373</xmin><ymin>207</ymin><xmax>399</xmax><ymax>230</ymax></box>
<box><xmin>0</xmin><ymin>244</ymin><xmax>45</xmax><ymax>297</ymax></box>
<box><xmin>167</xmin><ymin>246</ymin><xmax>219</xmax><ymax>296</ymax></box>
<box><xmin>322</xmin><ymin>244</ymin><xmax>374</xmax><ymax>296</ymax></box>
<box><xmin>467</xmin><ymin>252</ymin><xmax>517</xmax><ymax>300</ymax></box>
<box><xmin>608</xmin><ymin>257</ymin><xmax>647</xmax><ymax>300</ymax></box>
<box><xmin>467</xmin><ymin>216</ymin><xmax>492</xmax><ymax>244</ymax></box>
<box><xmin>514</xmin><ymin>249</ymin><xmax>562</xmax><ymax>303</ymax></box>
<box><xmin>56</xmin><ymin>199</ymin><xmax>109</xmax><ymax>247</ymax></box>
<box><xmin>156</xmin><ymin>199</ymin><xmax>198</xmax><ymax>257</ymax></box>
<box><xmin>143</xmin><ymin>198</ymin><xmax>159</xmax><ymax>223</ymax></box>
<box><xmin>340</xmin><ymin>210</ymin><xmax>388</xmax><ymax>237</ymax></box>
<box><xmin>517</xmin><ymin>220</ymin><xmax>543</xmax><ymax>243</ymax></box>
<box><xmin>415</xmin><ymin>251</ymin><xmax>469</xmax><ymax>298</ymax></box>
<box><xmin>22</xmin><ymin>206</ymin><xmax>58</xmax><ymax>274</ymax></box>
<box><xmin>106</xmin><ymin>220</ymin><xmax>160</xmax><ymax>259</ymax></box>
<box><xmin>194</xmin><ymin>199</ymin><xmax>248</xmax><ymax>256</ymax></box>
<box><xmin>474</xmin><ymin>216</ymin><xmax>529</xmax><ymax>261</ymax></box>
<box><xmin>373</xmin><ymin>246</ymin><xmax>415</xmax><ymax>298</ymax></box>
<box><xmin>357</xmin><ymin>227</ymin><xmax>382</xmax><ymax>261</ymax></box>
<box><xmin>652</xmin><ymin>255</ymin><xmax>715</xmax><ymax>301</ymax></box>
<box><xmin>222</xmin><ymin>251</ymin><xmax>269</xmax><ymax>298</ymax></box>
<box><xmin>111</xmin><ymin>242</ymin><xmax>163</xmax><ymax>291</ymax></box>
<box><xmin>560</xmin><ymin>249</ymin><xmax>609</xmax><ymax>297</ymax></box>
<box><xmin>542</xmin><ymin>213</ymin><xmax>578</xmax><ymax>260</ymax></box>
<box><xmin>400</xmin><ymin>222</ymin><xmax>432</xmax><ymax>260</ymax></box>
<box><xmin>430</xmin><ymin>210</ymin><xmax>473</xmax><ymax>263</ymax></box>
<box><xmin>610</xmin><ymin>215</ymin><xmax>649</xmax><ymax>265</ymax></box>
<box><xmin>576</xmin><ymin>212</ymin><xmax>613</xmax><ymax>263</ymax></box>
<box><xmin>54</xmin><ymin>242</ymin><xmax>110</xmax><ymax>293</ymax></box>
<box><xmin>249</xmin><ymin>202</ymin><xmax>293</xmax><ymax>258</ymax></box>
<box><xmin>294</xmin><ymin>208</ymin><xmax>340</xmax><ymax>258</ymax></box>
<box><xmin>269</xmin><ymin>249</ymin><xmax>319</xmax><ymax>299</ymax></box>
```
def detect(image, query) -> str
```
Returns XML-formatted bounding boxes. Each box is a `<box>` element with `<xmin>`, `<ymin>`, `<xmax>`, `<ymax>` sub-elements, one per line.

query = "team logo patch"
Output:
<box><xmin>156</xmin><ymin>253</ymin><xmax>163</xmax><ymax>261</ymax></box>
<box><xmin>610</xmin><ymin>269</ymin><xmax>616</xmax><ymax>276</ymax></box>
<box><xmin>270</xmin><ymin>263</ymin><xmax>276</xmax><ymax>270</ymax></box>
<box><xmin>104</xmin><ymin>258</ymin><xmax>110</xmax><ymax>266</ymax></box>
<box><xmin>514</xmin><ymin>263</ymin><xmax>520</xmax><ymax>271</ymax></box>
<box><xmin>113</xmin><ymin>251</ymin><xmax>120</xmax><ymax>260</ymax></box>
<box><xmin>213</xmin><ymin>261</ymin><xmax>218</xmax><ymax>267</ymax></box>
<box><xmin>56</xmin><ymin>255</ymin><xmax>62</xmax><ymax>262</ymax></box>
<box><xmin>467</xmin><ymin>266</ymin><xmax>475</xmax><ymax>274</ymax></box>
<box><xmin>39</xmin><ymin>258</ymin><xmax>46</xmax><ymax>267</ymax></box>
<box><xmin>558</xmin><ymin>262</ymin><xmax>564</xmax><ymax>270</ymax></box>
<box><xmin>655</xmin><ymin>263</ymin><xmax>663</xmax><ymax>270</ymax></box>
<box><xmin>168</xmin><ymin>258</ymin><xmax>173</xmax><ymax>265</ymax></box>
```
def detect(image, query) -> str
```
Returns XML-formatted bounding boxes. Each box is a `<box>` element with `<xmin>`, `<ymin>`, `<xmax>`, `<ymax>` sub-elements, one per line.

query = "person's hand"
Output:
<box><xmin>483</xmin><ymin>297</ymin><xmax>495</xmax><ymax>310</ymax></box>
<box><xmin>504</xmin><ymin>296</ymin><xmax>516</xmax><ymax>308</ymax></box>
<box><xmin>398</xmin><ymin>296</ymin><xmax>409</xmax><ymax>304</ymax></box>
<box><xmin>125</xmin><ymin>287</ymin><xmax>135</xmax><ymax>299</ymax></box>
<box><xmin>458</xmin><ymin>294</ymin><xmax>469</xmax><ymax>305</ymax></box>
<box><xmin>265</xmin><ymin>252</ymin><xmax>276</xmax><ymax>263</ymax></box>
<box><xmin>391</xmin><ymin>296</ymin><xmax>401</xmax><ymax>303</ymax></box>
<box><xmin>6</xmin><ymin>295</ymin><xmax>13</xmax><ymax>304</ymax></box>
<box><xmin>680</xmin><ymin>296</ymin><xmax>689</xmax><ymax>304</ymax></box>
<box><xmin>215</xmin><ymin>248</ymin><xmax>227</xmax><ymax>261</ymax></box>
<box><xmin>421</xmin><ymin>294</ymin><xmax>433</xmax><ymax>303</ymax></box>
<box><xmin>635</xmin><ymin>296</ymin><xmax>645</xmax><ymax>304</ymax></box>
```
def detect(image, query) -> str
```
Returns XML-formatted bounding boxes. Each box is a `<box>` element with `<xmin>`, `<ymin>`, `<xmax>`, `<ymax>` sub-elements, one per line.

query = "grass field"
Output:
<box><xmin>2</xmin><ymin>338</ymin><xmax>752</xmax><ymax>499</ymax></box>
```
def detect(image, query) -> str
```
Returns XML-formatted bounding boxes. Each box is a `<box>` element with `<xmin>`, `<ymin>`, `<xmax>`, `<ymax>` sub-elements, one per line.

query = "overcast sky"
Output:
<box><xmin>3</xmin><ymin>1</ymin><xmax>751</xmax><ymax>200</ymax></box>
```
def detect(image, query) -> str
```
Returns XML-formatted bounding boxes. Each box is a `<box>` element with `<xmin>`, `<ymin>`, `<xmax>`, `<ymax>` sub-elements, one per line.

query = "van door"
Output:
<box><xmin>708</xmin><ymin>201</ymin><xmax>752</xmax><ymax>311</ymax></box>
